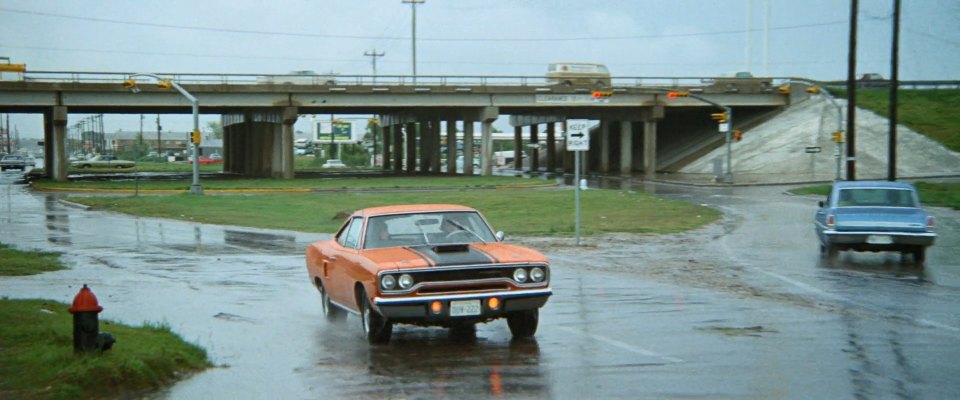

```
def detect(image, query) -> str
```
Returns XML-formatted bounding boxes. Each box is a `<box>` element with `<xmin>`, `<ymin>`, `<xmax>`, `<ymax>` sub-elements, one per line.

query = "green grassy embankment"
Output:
<box><xmin>829</xmin><ymin>88</ymin><xmax>960</xmax><ymax>152</ymax></box>
<box><xmin>0</xmin><ymin>245</ymin><xmax>211</xmax><ymax>399</ymax></box>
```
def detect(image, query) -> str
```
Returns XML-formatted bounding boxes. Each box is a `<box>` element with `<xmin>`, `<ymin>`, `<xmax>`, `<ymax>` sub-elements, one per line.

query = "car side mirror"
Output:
<box><xmin>818</xmin><ymin>201</ymin><xmax>825</xmax><ymax>208</ymax></box>
<box><xmin>495</xmin><ymin>231</ymin><xmax>505</xmax><ymax>242</ymax></box>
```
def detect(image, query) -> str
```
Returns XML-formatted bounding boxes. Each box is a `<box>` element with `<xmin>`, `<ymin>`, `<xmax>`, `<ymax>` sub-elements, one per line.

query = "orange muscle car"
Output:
<box><xmin>305</xmin><ymin>204</ymin><xmax>552</xmax><ymax>343</ymax></box>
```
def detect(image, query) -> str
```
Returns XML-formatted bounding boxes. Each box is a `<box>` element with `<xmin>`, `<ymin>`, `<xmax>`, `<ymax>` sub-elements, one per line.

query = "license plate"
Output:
<box><xmin>449</xmin><ymin>300</ymin><xmax>481</xmax><ymax>317</ymax></box>
<box><xmin>866</xmin><ymin>235</ymin><xmax>893</xmax><ymax>245</ymax></box>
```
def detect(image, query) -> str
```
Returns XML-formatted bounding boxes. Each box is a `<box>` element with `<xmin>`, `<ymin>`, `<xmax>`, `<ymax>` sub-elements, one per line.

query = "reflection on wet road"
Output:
<box><xmin>2</xmin><ymin>173</ymin><xmax>959</xmax><ymax>399</ymax></box>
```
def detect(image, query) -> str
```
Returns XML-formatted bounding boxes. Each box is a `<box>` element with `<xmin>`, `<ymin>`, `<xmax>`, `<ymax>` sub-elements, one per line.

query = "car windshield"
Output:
<box><xmin>363</xmin><ymin>211</ymin><xmax>497</xmax><ymax>249</ymax></box>
<box><xmin>836</xmin><ymin>188</ymin><xmax>917</xmax><ymax>208</ymax></box>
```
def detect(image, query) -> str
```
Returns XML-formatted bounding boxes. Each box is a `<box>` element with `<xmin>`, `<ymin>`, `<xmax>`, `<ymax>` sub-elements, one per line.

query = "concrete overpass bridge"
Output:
<box><xmin>0</xmin><ymin>71</ymin><xmax>801</xmax><ymax>181</ymax></box>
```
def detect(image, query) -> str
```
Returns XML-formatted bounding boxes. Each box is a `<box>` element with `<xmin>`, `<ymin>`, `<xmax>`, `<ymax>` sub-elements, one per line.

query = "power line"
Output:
<box><xmin>1</xmin><ymin>6</ymin><xmax>851</xmax><ymax>43</ymax></box>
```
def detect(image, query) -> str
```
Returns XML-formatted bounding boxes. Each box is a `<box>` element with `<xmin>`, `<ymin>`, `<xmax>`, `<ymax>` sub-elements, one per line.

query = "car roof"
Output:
<box><xmin>357</xmin><ymin>204</ymin><xmax>477</xmax><ymax>217</ymax></box>
<box><xmin>834</xmin><ymin>181</ymin><xmax>915</xmax><ymax>190</ymax></box>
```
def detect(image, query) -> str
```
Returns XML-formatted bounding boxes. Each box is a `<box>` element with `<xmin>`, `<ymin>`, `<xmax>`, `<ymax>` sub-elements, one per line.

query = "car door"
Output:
<box><xmin>326</xmin><ymin>217</ymin><xmax>364</xmax><ymax>311</ymax></box>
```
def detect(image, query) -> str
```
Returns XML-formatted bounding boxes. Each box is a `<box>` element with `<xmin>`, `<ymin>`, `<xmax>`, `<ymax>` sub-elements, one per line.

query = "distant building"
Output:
<box><xmin>109</xmin><ymin>130</ymin><xmax>223</xmax><ymax>156</ymax></box>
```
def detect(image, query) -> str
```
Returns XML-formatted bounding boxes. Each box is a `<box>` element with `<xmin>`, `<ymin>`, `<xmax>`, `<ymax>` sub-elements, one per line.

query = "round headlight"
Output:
<box><xmin>513</xmin><ymin>268</ymin><xmax>528</xmax><ymax>283</ymax></box>
<box><xmin>398</xmin><ymin>274</ymin><xmax>415</xmax><ymax>289</ymax></box>
<box><xmin>380</xmin><ymin>275</ymin><xmax>396</xmax><ymax>290</ymax></box>
<box><xmin>530</xmin><ymin>267</ymin><xmax>545</xmax><ymax>282</ymax></box>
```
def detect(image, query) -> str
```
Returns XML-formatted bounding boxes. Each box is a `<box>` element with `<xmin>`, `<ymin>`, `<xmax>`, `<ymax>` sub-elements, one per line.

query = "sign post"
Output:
<box><xmin>566</xmin><ymin>119</ymin><xmax>591</xmax><ymax>246</ymax></box>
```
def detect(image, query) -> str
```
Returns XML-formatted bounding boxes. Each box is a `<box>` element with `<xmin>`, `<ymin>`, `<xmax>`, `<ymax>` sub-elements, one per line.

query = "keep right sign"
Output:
<box><xmin>566</xmin><ymin>119</ymin><xmax>591</xmax><ymax>151</ymax></box>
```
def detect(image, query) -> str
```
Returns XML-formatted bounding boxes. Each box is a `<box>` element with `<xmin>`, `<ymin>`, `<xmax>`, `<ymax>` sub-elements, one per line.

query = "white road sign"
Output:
<box><xmin>567</xmin><ymin>119</ymin><xmax>591</xmax><ymax>151</ymax></box>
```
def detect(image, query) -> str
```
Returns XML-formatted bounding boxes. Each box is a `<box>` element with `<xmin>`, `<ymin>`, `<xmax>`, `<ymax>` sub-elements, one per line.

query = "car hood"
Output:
<box><xmin>363</xmin><ymin>242</ymin><xmax>548</xmax><ymax>271</ymax></box>
<box><xmin>833</xmin><ymin>207</ymin><xmax>929</xmax><ymax>232</ymax></box>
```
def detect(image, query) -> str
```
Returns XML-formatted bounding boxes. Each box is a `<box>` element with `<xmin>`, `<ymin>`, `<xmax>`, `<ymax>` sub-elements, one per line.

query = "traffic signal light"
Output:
<box><xmin>156</xmin><ymin>80</ymin><xmax>172</xmax><ymax>89</ymax></box>
<box><xmin>832</xmin><ymin>131</ymin><xmax>843</xmax><ymax>143</ymax></box>
<box><xmin>667</xmin><ymin>91</ymin><xmax>689</xmax><ymax>99</ymax></box>
<box><xmin>592</xmin><ymin>90</ymin><xmax>613</xmax><ymax>100</ymax></box>
<box><xmin>711</xmin><ymin>112</ymin><xmax>728</xmax><ymax>123</ymax></box>
<box><xmin>805</xmin><ymin>86</ymin><xmax>821</xmax><ymax>94</ymax></box>
<box><xmin>777</xmin><ymin>85</ymin><xmax>791</xmax><ymax>94</ymax></box>
<box><xmin>191</xmin><ymin>130</ymin><xmax>201</xmax><ymax>145</ymax></box>
<box><xmin>122</xmin><ymin>79</ymin><xmax>137</xmax><ymax>89</ymax></box>
<box><xmin>733</xmin><ymin>130</ymin><xmax>743</xmax><ymax>142</ymax></box>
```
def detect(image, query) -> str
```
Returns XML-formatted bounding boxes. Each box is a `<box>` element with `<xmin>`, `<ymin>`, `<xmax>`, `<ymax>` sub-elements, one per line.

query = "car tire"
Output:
<box><xmin>824</xmin><ymin>244</ymin><xmax>839</xmax><ymax>260</ymax></box>
<box><xmin>317</xmin><ymin>279</ymin><xmax>345</xmax><ymax>322</ymax></box>
<box><xmin>507</xmin><ymin>309</ymin><xmax>538</xmax><ymax>339</ymax></box>
<box><xmin>360</xmin><ymin>289</ymin><xmax>392</xmax><ymax>344</ymax></box>
<box><xmin>912</xmin><ymin>246</ymin><xmax>926</xmax><ymax>264</ymax></box>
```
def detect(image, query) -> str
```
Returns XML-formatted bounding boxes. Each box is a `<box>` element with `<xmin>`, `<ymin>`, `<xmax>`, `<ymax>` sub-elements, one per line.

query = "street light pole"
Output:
<box><xmin>127</xmin><ymin>73</ymin><xmax>203</xmax><ymax>195</ymax></box>
<box><xmin>401</xmin><ymin>0</ymin><xmax>424</xmax><ymax>81</ymax></box>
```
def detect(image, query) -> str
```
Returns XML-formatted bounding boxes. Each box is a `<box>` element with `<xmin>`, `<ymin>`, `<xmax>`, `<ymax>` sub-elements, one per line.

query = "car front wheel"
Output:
<box><xmin>360</xmin><ymin>289</ymin><xmax>392</xmax><ymax>344</ymax></box>
<box><xmin>507</xmin><ymin>309</ymin><xmax>539</xmax><ymax>339</ymax></box>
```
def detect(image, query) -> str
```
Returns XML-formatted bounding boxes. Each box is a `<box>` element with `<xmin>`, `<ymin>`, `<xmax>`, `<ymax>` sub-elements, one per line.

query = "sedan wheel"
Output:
<box><xmin>360</xmin><ymin>290</ymin><xmax>392</xmax><ymax>344</ymax></box>
<box><xmin>317</xmin><ymin>280</ymin><xmax>345</xmax><ymax>322</ymax></box>
<box><xmin>507</xmin><ymin>309</ymin><xmax>539</xmax><ymax>339</ymax></box>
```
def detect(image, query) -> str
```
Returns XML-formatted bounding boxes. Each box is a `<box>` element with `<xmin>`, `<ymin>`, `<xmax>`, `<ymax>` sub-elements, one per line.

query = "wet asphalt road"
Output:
<box><xmin>2</xmin><ymin>171</ymin><xmax>959</xmax><ymax>399</ymax></box>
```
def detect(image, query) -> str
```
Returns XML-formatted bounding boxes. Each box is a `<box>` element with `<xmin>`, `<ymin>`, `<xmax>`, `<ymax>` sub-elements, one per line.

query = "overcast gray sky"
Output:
<box><xmin>1</xmin><ymin>0</ymin><xmax>958</xmax><ymax>139</ymax></box>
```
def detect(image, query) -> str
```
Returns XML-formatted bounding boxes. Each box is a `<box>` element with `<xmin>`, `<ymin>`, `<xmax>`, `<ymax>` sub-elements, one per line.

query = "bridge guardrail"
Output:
<box><xmin>8</xmin><ymin>71</ymin><xmax>956</xmax><ymax>90</ymax></box>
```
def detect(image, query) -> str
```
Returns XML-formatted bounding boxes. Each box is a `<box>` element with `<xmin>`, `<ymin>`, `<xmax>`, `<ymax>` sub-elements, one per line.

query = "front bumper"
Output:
<box><xmin>374</xmin><ymin>288</ymin><xmax>552</xmax><ymax>323</ymax></box>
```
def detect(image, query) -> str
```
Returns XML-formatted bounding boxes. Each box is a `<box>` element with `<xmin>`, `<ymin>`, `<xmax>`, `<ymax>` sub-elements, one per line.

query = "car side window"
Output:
<box><xmin>338</xmin><ymin>217</ymin><xmax>363</xmax><ymax>250</ymax></box>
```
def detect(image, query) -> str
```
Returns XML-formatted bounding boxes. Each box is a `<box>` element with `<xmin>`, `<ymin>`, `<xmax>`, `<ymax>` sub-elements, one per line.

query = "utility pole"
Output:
<box><xmin>156</xmin><ymin>114</ymin><xmax>162</xmax><ymax>161</ymax></box>
<box><xmin>364</xmin><ymin>49</ymin><xmax>385</xmax><ymax>81</ymax></box>
<box><xmin>887</xmin><ymin>0</ymin><xmax>901</xmax><ymax>181</ymax></box>
<box><xmin>401</xmin><ymin>0</ymin><xmax>425</xmax><ymax>80</ymax></box>
<box><xmin>846</xmin><ymin>0</ymin><xmax>858</xmax><ymax>181</ymax></box>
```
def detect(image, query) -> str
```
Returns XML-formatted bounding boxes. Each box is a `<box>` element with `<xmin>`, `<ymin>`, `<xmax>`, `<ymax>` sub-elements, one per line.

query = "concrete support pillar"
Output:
<box><xmin>405</xmin><ymin>122</ymin><xmax>416</xmax><ymax>174</ymax></box>
<box><xmin>546</xmin><ymin>123</ymin><xmax>556</xmax><ymax>172</ymax></box>
<box><xmin>393</xmin><ymin>124</ymin><xmax>403</xmax><ymax>172</ymax></box>
<box><xmin>644</xmin><ymin>120</ymin><xmax>658</xmax><ymax>180</ymax></box>
<box><xmin>431</xmin><ymin>118</ymin><xmax>442</xmax><ymax>173</ymax></box>
<box><xmin>274</xmin><ymin>107</ymin><xmax>297</xmax><ymax>179</ymax></box>
<box><xmin>513</xmin><ymin>125</ymin><xmax>523</xmax><ymax>172</ymax></box>
<box><xmin>446</xmin><ymin>120</ymin><xmax>456</xmax><ymax>175</ymax></box>
<box><xmin>463</xmin><ymin>120</ymin><xmax>474</xmax><ymax>176</ymax></box>
<box><xmin>481</xmin><ymin>120</ymin><xmax>493</xmax><ymax>176</ymax></box>
<box><xmin>47</xmin><ymin>106</ymin><xmax>69</xmax><ymax>181</ymax></box>
<box><xmin>419</xmin><ymin>121</ymin><xmax>431</xmax><ymax>172</ymax></box>
<box><xmin>599</xmin><ymin>120</ymin><xmax>610</xmax><ymax>173</ymax></box>
<box><xmin>620</xmin><ymin>120</ymin><xmax>633</xmax><ymax>176</ymax></box>
<box><xmin>382</xmin><ymin>124</ymin><xmax>392</xmax><ymax>171</ymax></box>
<box><xmin>530</xmin><ymin>124</ymin><xmax>539</xmax><ymax>174</ymax></box>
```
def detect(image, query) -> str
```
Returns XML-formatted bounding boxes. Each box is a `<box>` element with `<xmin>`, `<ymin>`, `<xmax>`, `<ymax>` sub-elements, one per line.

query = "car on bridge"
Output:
<box><xmin>70</xmin><ymin>155</ymin><xmax>136</xmax><ymax>169</ymax></box>
<box><xmin>814</xmin><ymin>181</ymin><xmax>936</xmax><ymax>263</ymax></box>
<box><xmin>546</xmin><ymin>62</ymin><xmax>610</xmax><ymax>87</ymax></box>
<box><xmin>305</xmin><ymin>204</ymin><xmax>551</xmax><ymax>343</ymax></box>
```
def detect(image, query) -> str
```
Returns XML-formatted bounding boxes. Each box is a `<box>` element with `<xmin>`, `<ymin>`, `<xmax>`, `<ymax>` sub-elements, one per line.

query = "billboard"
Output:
<box><xmin>316</xmin><ymin>119</ymin><xmax>364</xmax><ymax>144</ymax></box>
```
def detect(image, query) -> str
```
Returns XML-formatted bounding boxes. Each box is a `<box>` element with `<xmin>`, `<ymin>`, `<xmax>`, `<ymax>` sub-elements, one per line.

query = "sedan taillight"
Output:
<box><xmin>826</xmin><ymin>215</ymin><xmax>835</xmax><ymax>228</ymax></box>
<box><xmin>927</xmin><ymin>216</ymin><xmax>936</xmax><ymax>231</ymax></box>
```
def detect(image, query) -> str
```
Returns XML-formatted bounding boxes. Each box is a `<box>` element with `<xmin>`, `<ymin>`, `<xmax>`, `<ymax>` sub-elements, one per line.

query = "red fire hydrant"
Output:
<box><xmin>68</xmin><ymin>284</ymin><xmax>108</xmax><ymax>353</ymax></box>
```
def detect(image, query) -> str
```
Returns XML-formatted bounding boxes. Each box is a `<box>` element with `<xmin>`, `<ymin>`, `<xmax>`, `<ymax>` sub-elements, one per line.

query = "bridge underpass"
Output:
<box><xmin>0</xmin><ymin>73</ymin><xmax>798</xmax><ymax>181</ymax></box>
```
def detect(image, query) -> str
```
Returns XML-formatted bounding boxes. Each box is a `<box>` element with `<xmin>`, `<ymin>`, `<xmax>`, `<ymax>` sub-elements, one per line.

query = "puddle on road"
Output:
<box><xmin>697</xmin><ymin>325</ymin><xmax>779</xmax><ymax>337</ymax></box>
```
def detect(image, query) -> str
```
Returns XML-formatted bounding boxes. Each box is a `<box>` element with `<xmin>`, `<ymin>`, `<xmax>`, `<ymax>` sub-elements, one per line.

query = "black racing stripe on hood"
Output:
<box><xmin>407</xmin><ymin>244</ymin><xmax>496</xmax><ymax>267</ymax></box>
<box><xmin>404</xmin><ymin>246</ymin><xmax>436</xmax><ymax>268</ymax></box>
<box><xmin>470</xmin><ymin>246</ymin><xmax>500</xmax><ymax>263</ymax></box>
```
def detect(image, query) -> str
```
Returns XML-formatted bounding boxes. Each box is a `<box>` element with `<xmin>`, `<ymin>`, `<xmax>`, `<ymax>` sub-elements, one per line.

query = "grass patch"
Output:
<box><xmin>827</xmin><ymin>88</ymin><xmax>960</xmax><ymax>152</ymax></box>
<box><xmin>32</xmin><ymin>176</ymin><xmax>547</xmax><ymax>192</ymax></box>
<box><xmin>0</xmin><ymin>244</ymin><xmax>65</xmax><ymax>276</ymax></box>
<box><xmin>789</xmin><ymin>181</ymin><xmax>960</xmax><ymax>210</ymax></box>
<box><xmin>0</xmin><ymin>299</ymin><xmax>211</xmax><ymax>399</ymax></box>
<box><xmin>66</xmin><ymin>189</ymin><xmax>719</xmax><ymax>236</ymax></box>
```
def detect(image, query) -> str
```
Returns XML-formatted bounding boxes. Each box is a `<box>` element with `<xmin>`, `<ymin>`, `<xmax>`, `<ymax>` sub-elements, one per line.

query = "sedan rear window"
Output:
<box><xmin>837</xmin><ymin>188</ymin><xmax>917</xmax><ymax>208</ymax></box>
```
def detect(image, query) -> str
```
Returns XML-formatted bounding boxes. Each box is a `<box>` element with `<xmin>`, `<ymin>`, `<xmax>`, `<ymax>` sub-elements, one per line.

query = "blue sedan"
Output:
<box><xmin>814</xmin><ymin>181</ymin><xmax>937</xmax><ymax>263</ymax></box>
